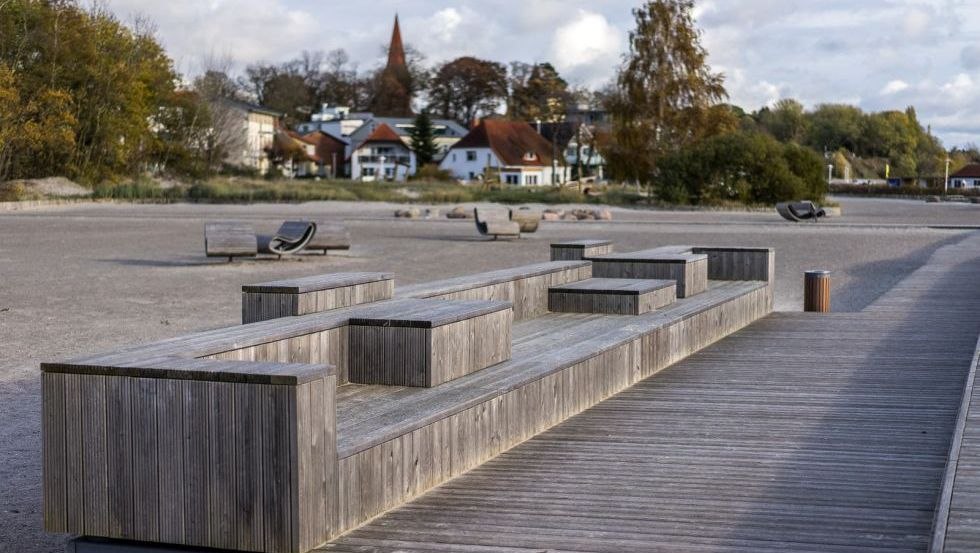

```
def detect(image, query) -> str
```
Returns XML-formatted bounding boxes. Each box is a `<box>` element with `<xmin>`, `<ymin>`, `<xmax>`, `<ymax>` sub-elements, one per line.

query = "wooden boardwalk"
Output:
<box><xmin>323</xmin><ymin>233</ymin><xmax>980</xmax><ymax>553</ymax></box>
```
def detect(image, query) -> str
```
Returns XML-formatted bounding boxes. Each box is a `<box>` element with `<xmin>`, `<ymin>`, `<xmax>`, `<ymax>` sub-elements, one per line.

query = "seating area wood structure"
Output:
<box><xmin>43</xmin><ymin>240</ymin><xmax>777</xmax><ymax>553</ymax></box>
<box><xmin>473</xmin><ymin>207</ymin><xmax>520</xmax><ymax>240</ymax></box>
<box><xmin>206</xmin><ymin>220</ymin><xmax>351</xmax><ymax>261</ymax></box>
<box><xmin>242</xmin><ymin>272</ymin><xmax>394</xmax><ymax>324</ymax></box>
<box><xmin>587</xmin><ymin>246</ymin><xmax>710</xmax><ymax>298</ymax></box>
<box><xmin>548</xmin><ymin>278</ymin><xmax>676</xmax><ymax>315</ymax></box>
<box><xmin>550</xmin><ymin>239</ymin><xmax>613</xmax><ymax>261</ymax></box>
<box><xmin>305</xmin><ymin>222</ymin><xmax>351</xmax><ymax>255</ymax></box>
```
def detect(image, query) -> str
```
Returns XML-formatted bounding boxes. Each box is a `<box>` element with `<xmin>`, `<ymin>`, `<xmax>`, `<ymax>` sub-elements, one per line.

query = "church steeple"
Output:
<box><xmin>387</xmin><ymin>15</ymin><xmax>406</xmax><ymax>69</ymax></box>
<box><xmin>369</xmin><ymin>15</ymin><xmax>414</xmax><ymax>117</ymax></box>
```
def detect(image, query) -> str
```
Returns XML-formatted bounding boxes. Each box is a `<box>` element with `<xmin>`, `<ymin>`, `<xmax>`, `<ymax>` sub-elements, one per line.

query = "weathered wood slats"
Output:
<box><xmin>349</xmin><ymin>300</ymin><xmax>512</xmax><ymax>387</ymax></box>
<box><xmin>321</xmin><ymin>232</ymin><xmax>980</xmax><ymax>553</ymax></box>
<box><xmin>329</xmin><ymin>281</ymin><xmax>771</xmax><ymax>536</ymax></box>
<box><xmin>205</xmin><ymin>222</ymin><xmax>258</xmax><ymax>260</ymax></box>
<box><xmin>242</xmin><ymin>273</ymin><xmax>394</xmax><ymax>324</ymax></box>
<box><xmin>588</xmin><ymin>249</ymin><xmax>709</xmax><ymax>298</ymax></box>
<box><xmin>548</xmin><ymin>278</ymin><xmax>676</xmax><ymax>315</ymax></box>
<box><xmin>42</xmin><ymin>365</ymin><xmax>337</xmax><ymax>553</ymax></box>
<box><xmin>399</xmin><ymin>261</ymin><xmax>592</xmax><ymax>321</ymax></box>
<box><xmin>550</xmin><ymin>239</ymin><xmax>614</xmax><ymax>261</ymax></box>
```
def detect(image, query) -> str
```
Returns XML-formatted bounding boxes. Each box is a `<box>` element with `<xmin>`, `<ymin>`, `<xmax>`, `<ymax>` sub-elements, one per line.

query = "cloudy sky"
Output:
<box><xmin>101</xmin><ymin>0</ymin><xmax>980</xmax><ymax>147</ymax></box>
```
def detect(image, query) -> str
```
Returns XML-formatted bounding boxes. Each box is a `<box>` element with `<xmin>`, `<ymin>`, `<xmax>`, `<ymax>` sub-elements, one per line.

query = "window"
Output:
<box><xmin>452</xmin><ymin>153</ymin><xmax>457</xmax><ymax>162</ymax></box>
<box><xmin>526</xmin><ymin>175</ymin><xmax>538</xmax><ymax>185</ymax></box>
<box><xmin>523</xmin><ymin>152</ymin><xmax>537</xmax><ymax>161</ymax></box>
<box><xmin>469</xmin><ymin>172</ymin><xmax>476</xmax><ymax>180</ymax></box>
<box><xmin>385</xmin><ymin>167</ymin><xmax>394</xmax><ymax>177</ymax></box>
<box><xmin>362</xmin><ymin>167</ymin><xmax>376</xmax><ymax>177</ymax></box>
<box><xmin>487</xmin><ymin>153</ymin><xmax>492</xmax><ymax>165</ymax></box>
<box><xmin>505</xmin><ymin>174</ymin><xmax>519</xmax><ymax>185</ymax></box>
<box><xmin>466</xmin><ymin>151</ymin><xmax>477</xmax><ymax>162</ymax></box>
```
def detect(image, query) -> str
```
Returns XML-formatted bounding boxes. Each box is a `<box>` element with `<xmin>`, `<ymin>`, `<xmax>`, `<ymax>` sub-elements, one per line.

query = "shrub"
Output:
<box><xmin>656</xmin><ymin>131</ymin><xmax>827</xmax><ymax>205</ymax></box>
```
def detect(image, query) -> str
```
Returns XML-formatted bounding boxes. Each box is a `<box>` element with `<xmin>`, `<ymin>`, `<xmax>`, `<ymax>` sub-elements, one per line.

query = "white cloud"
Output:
<box><xmin>881</xmin><ymin>80</ymin><xmax>909</xmax><ymax>95</ymax></box>
<box><xmin>941</xmin><ymin>73</ymin><xmax>974</xmax><ymax>100</ymax></box>
<box><xmin>429</xmin><ymin>8</ymin><xmax>463</xmax><ymax>44</ymax></box>
<box><xmin>549</xmin><ymin>10</ymin><xmax>622</xmax><ymax>87</ymax></box>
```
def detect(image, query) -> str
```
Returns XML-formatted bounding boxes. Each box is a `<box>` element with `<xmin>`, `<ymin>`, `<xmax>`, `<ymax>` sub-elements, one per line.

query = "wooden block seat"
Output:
<box><xmin>242</xmin><ymin>272</ymin><xmax>394</xmax><ymax>323</ymax></box>
<box><xmin>306</xmin><ymin>221</ymin><xmax>351</xmax><ymax>254</ymax></box>
<box><xmin>551</xmin><ymin>239</ymin><xmax>614</xmax><ymax>261</ymax></box>
<box><xmin>348</xmin><ymin>298</ymin><xmax>512</xmax><ymax>387</ymax></box>
<box><xmin>548</xmin><ymin>278</ymin><xmax>676</xmax><ymax>315</ymax></box>
<box><xmin>204</xmin><ymin>222</ymin><xmax>258</xmax><ymax>261</ymax></box>
<box><xmin>587</xmin><ymin>248</ymin><xmax>708</xmax><ymax>298</ymax></box>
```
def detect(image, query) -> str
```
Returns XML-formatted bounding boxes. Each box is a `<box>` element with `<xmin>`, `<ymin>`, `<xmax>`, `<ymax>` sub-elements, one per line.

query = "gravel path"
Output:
<box><xmin>0</xmin><ymin>196</ymin><xmax>976</xmax><ymax>551</ymax></box>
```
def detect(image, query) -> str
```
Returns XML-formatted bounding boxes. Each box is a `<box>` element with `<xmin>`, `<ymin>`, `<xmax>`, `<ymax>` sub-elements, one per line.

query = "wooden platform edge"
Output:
<box><xmin>929</xmin><ymin>331</ymin><xmax>980</xmax><ymax>553</ymax></box>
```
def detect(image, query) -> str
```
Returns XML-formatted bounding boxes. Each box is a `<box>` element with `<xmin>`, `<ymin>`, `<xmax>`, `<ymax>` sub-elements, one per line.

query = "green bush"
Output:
<box><xmin>656</xmin><ymin>131</ymin><xmax>828</xmax><ymax>205</ymax></box>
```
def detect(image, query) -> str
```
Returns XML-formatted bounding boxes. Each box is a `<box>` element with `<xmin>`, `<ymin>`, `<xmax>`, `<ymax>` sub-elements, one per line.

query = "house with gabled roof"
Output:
<box><xmin>439</xmin><ymin>119</ymin><xmax>569</xmax><ymax>186</ymax></box>
<box><xmin>350</xmin><ymin>123</ymin><xmax>416</xmax><ymax>181</ymax></box>
<box><xmin>950</xmin><ymin>163</ymin><xmax>980</xmax><ymax>189</ymax></box>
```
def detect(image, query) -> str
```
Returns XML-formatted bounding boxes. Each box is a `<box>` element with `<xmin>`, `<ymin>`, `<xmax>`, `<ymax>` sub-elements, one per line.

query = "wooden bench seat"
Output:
<box><xmin>587</xmin><ymin>248</ymin><xmax>709</xmax><ymax>298</ymax></box>
<box><xmin>242</xmin><ymin>272</ymin><xmax>393</xmax><ymax>323</ymax></box>
<box><xmin>204</xmin><ymin>222</ymin><xmax>257</xmax><ymax>261</ymax></box>
<box><xmin>551</xmin><ymin>239</ymin><xmax>614</xmax><ymax>261</ymax></box>
<box><xmin>334</xmin><ymin>280</ymin><xmax>768</xmax><ymax>458</ymax></box>
<box><xmin>348</xmin><ymin>298</ymin><xmax>512</xmax><ymax>387</ymax></box>
<box><xmin>399</xmin><ymin>260</ymin><xmax>591</xmax><ymax>321</ymax></box>
<box><xmin>306</xmin><ymin>221</ymin><xmax>351</xmax><ymax>254</ymax></box>
<box><xmin>548</xmin><ymin>278</ymin><xmax>676</xmax><ymax>315</ymax></box>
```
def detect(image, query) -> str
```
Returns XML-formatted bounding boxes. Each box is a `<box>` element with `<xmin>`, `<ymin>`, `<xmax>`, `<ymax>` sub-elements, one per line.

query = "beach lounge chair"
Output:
<box><xmin>257</xmin><ymin>221</ymin><xmax>317</xmax><ymax>257</ymax></box>
<box><xmin>305</xmin><ymin>221</ymin><xmax>352</xmax><ymax>255</ymax></box>
<box><xmin>474</xmin><ymin>208</ymin><xmax>520</xmax><ymax>240</ymax></box>
<box><xmin>776</xmin><ymin>201</ymin><xmax>827</xmax><ymax>222</ymax></box>
<box><xmin>204</xmin><ymin>222</ymin><xmax>258</xmax><ymax>262</ymax></box>
<box><xmin>509</xmin><ymin>207</ymin><xmax>542</xmax><ymax>233</ymax></box>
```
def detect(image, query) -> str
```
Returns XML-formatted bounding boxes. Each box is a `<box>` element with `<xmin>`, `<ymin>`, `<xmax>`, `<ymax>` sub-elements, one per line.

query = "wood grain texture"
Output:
<box><xmin>324</xmin><ymin>233</ymin><xmax>980</xmax><ymax>553</ymax></box>
<box><xmin>551</xmin><ymin>240</ymin><xmax>614</xmax><ymax>261</ymax></box>
<box><xmin>329</xmin><ymin>281</ymin><xmax>771</xmax><ymax>538</ymax></box>
<box><xmin>589</xmin><ymin>252</ymin><xmax>708</xmax><ymax>298</ymax></box>
<box><xmin>243</xmin><ymin>274</ymin><xmax>394</xmax><ymax>324</ymax></box>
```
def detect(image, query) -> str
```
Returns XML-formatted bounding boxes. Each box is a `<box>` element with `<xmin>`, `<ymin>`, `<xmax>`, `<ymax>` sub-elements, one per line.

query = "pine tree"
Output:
<box><xmin>409</xmin><ymin>110</ymin><xmax>438</xmax><ymax>166</ymax></box>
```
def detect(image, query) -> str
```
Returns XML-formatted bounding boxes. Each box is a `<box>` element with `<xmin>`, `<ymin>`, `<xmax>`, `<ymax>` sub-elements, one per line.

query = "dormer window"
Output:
<box><xmin>523</xmin><ymin>152</ymin><xmax>537</xmax><ymax>161</ymax></box>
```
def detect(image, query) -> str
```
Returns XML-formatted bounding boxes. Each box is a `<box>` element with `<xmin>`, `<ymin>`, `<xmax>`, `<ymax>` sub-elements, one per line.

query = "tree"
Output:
<box><xmin>657</xmin><ymin>131</ymin><xmax>827</xmax><ymax>205</ymax></box>
<box><xmin>0</xmin><ymin>0</ymin><xmax>182</xmax><ymax>183</ymax></box>
<box><xmin>428</xmin><ymin>57</ymin><xmax>507</xmax><ymax>125</ymax></box>
<box><xmin>756</xmin><ymin>99</ymin><xmax>808</xmax><ymax>143</ymax></box>
<box><xmin>605</xmin><ymin>0</ymin><xmax>728</xmax><ymax>186</ymax></box>
<box><xmin>507</xmin><ymin>63</ymin><xmax>570</xmax><ymax>123</ymax></box>
<box><xmin>408</xmin><ymin>110</ymin><xmax>439</xmax><ymax>166</ymax></box>
<box><xmin>805</xmin><ymin>104</ymin><xmax>864</xmax><ymax>154</ymax></box>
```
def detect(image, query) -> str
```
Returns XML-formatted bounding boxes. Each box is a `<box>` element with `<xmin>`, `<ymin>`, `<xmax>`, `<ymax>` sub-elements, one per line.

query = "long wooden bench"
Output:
<box><xmin>399</xmin><ymin>260</ymin><xmax>592</xmax><ymax>321</ymax></box>
<box><xmin>43</xmin><ymin>245</ymin><xmax>776</xmax><ymax>553</ymax></box>
<box><xmin>242</xmin><ymin>272</ymin><xmax>393</xmax><ymax>323</ymax></box>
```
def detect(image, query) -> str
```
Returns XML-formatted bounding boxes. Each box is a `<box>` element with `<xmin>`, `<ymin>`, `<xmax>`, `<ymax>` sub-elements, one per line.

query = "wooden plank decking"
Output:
<box><xmin>323</xmin><ymin>233</ymin><xmax>980</xmax><ymax>553</ymax></box>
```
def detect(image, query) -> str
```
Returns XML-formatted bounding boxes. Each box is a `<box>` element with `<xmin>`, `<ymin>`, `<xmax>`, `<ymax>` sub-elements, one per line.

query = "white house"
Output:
<box><xmin>439</xmin><ymin>119</ymin><xmax>568</xmax><ymax>186</ymax></box>
<box><xmin>350</xmin><ymin>123</ymin><xmax>416</xmax><ymax>182</ymax></box>
<box><xmin>950</xmin><ymin>164</ymin><xmax>980</xmax><ymax>189</ymax></box>
<box><xmin>346</xmin><ymin>116</ymin><xmax>468</xmax><ymax>163</ymax></box>
<box><xmin>296</xmin><ymin>104</ymin><xmax>371</xmax><ymax>140</ymax></box>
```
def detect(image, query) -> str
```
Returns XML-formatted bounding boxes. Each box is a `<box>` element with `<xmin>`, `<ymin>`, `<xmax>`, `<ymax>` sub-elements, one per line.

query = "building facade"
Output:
<box><xmin>950</xmin><ymin>164</ymin><xmax>980</xmax><ymax>188</ymax></box>
<box><xmin>350</xmin><ymin>123</ymin><xmax>416</xmax><ymax>181</ymax></box>
<box><xmin>440</xmin><ymin>119</ymin><xmax>568</xmax><ymax>185</ymax></box>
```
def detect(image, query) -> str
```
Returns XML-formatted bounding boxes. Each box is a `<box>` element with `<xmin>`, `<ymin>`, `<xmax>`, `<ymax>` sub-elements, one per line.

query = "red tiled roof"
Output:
<box><xmin>452</xmin><ymin>119</ymin><xmax>556</xmax><ymax>167</ymax></box>
<box><xmin>361</xmin><ymin>123</ymin><xmax>403</xmax><ymax>145</ymax></box>
<box><xmin>951</xmin><ymin>163</ymin><xmax>980</xmax><ymax>178</ymax></box>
